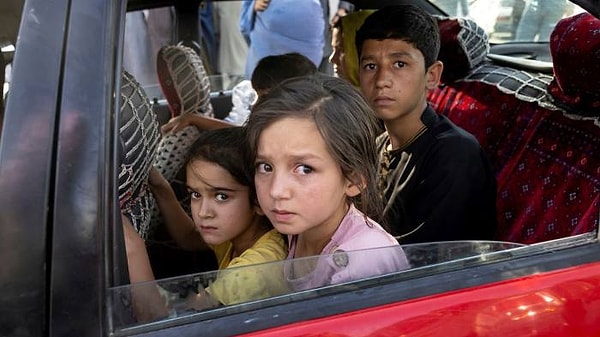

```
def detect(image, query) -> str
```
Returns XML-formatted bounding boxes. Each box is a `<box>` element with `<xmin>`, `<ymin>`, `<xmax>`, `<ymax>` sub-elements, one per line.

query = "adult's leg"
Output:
<box><xmin>537</xmin><ymin>0</ymin><xmax>568</xmax><ymax>41</ymax></box>
<box><xmin>515</xmin><ymin>0</ymin><xmax>543</xmax><ymax>41</ymax></box>
<box><xmin>214</xmin><ymin>1</ymin><xmax>248</xmax><ymax>82</ymax></box>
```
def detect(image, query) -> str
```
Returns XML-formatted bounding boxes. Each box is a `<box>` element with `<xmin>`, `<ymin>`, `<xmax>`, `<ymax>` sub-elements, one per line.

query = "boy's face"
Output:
<box><xmin>358</xmin><ymin>38</ymin><xmax>442</xmax><ymax>124</ymax></box>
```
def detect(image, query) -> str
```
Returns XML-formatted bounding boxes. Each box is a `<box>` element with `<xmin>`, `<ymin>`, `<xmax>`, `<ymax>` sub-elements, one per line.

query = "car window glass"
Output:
<box><xmin>430</xmin><ymin>0</ymin><xmax>587</xmax><ymax>43</ymax></box>
<box><xmin>108</xmin><ymin>241</ymin><xmax>525</xmax><ymax>332</ymax></box>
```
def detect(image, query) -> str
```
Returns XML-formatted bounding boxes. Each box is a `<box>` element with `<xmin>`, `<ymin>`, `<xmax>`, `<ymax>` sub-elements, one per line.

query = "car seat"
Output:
<box><xmin>428</xmin><ymin>15</ymin><xmax>600</xmax><ymax>244</ymax></box>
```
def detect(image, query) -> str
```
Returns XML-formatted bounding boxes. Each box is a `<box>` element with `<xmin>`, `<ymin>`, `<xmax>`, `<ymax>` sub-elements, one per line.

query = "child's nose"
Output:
<box><xmin>269</xmin><ymin>171</ymin><xmax>292</xmax><ymax>200</ymax></box>
<box><xmin>198</xmin><ymin>200</ymin><xmax>215</xmax><ymax>219</ymax></box>
<box><xmin>375</xmin><ymin>68</ymin><xmax>392</xmax><ymax>88</ymax></box>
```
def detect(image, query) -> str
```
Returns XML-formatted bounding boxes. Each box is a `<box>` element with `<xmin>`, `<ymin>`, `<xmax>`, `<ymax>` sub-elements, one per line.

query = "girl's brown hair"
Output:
<box><xmin>245</xmin><ymin>73</ymin><xmax>386</xmax><ymax>226</ymax></box>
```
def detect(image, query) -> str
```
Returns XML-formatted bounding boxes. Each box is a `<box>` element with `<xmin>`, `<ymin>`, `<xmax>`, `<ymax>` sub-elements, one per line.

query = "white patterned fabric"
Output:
<box><xmin>462</xmin><ymin>63</ymin><xmax>600</xmax><ymax>127</ymax></box>
<box><xmin>149</xmin><ymin>45</ymin><xmax>214</xmax><ymax>236</ymax></box>
<box><xmin>119</xmin><ymin>70</ymin><xmax>160</xmax><ymax>239</ymax></box>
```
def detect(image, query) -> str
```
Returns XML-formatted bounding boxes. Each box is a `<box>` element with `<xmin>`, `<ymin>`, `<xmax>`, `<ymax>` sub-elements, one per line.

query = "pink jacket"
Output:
<box><xmin>285</xmin><ymin>204</ymin><xmax>410</xmax><ymax>291</ymax></box>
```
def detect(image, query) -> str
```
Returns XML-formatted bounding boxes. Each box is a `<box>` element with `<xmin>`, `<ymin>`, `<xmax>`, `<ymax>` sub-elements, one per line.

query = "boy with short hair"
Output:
<box><xmin>355</xmin><ymin>5</ymin><xmax>497</xmax><ymax>243</ymax></box>
<box><xmin>251</xmin><ymin>52</ymin><xmax>317</xmax><ymax>100</ymax></box>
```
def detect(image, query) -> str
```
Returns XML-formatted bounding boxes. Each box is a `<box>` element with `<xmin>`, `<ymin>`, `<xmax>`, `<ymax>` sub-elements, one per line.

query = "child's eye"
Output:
<box><xmin>188</xmin><ymin>190</ymin><xmax>201</xmax><ymax>200</ymax></box>
<box><xmin>215</xmin><ymin>192</ymin><xmax>229</xmax><ymax>202</ymax></box>
<box><xmin>362</xmin><ymin>63</ymin><xmax>376</xmax><ymax>71</ymax></box>
<box><xmin>294</xmin><ymin>164</ymin><xmax>313</xmax><ymax>175</ymax></box>
<box><xmin>256</xmin><ymin>162</ymin><xmax>273</xmax><ymax>173</ymax></box>
<box><xmin>393</xmin><ymin>61</ymin><xmax>406</xmax><ymax>68</ymax></box>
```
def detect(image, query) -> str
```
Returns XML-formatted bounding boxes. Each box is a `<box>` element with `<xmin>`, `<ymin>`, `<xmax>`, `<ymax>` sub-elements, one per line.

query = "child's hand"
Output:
<box><xmin>185</xmin><ymin>289</ymin><xmax>220</xmax><ymax>311</ymax></box>
<box><xmin>161</xmin><ymin>115</ymin><xmax>191</xmax><ymax>135</ymax></box>
<box><xmin>330</xmin><ymin>7</ymin><xmax>348</xmax><ymax>26</ymax></box>
<box><xmin>161</xmin><ymin>114</ymin><xmax>231</xmax><ymax>135</ymax></box>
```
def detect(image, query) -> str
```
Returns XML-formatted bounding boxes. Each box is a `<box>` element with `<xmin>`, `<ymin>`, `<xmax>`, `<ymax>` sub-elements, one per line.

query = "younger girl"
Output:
<box><xmin>123</xmin><ymin>126</ymin><xmax>288</xmax><ymax>321</ymax></box>
<box><xmin>245</xmin><ymin>73</ymin><xmax>409</xmax><ymax>290</ymax></box>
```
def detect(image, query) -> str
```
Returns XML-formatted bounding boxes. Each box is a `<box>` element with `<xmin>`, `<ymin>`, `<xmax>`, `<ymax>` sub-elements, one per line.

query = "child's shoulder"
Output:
<box><xmin>332</xmin><ymin>206</ymin><xmax>398</xmax><ymax>252</ymax></box>
<box><xmin>229</xmin><ymin>230</ymin><xmax>288</xmax><ymax>268</ymax></box>
<box><xmin>252</xmin><ymin>229</ymin><xmax>288</xmax><ymax>255</ymax></box>
<box><xmin>424</xmin><ymin>109</ymin><xmax>483</xmax><ymax>155</ymax></box>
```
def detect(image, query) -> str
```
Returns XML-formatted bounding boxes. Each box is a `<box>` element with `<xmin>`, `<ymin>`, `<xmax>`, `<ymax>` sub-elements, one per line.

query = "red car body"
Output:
<box><xmin>245</xmin><ymin>260</ymin><xmax>600</xmax><ymax>337</ymax></box>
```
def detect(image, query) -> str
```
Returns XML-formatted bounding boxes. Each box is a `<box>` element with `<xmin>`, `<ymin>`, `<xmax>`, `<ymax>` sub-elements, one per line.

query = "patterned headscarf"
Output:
<box><xmin>436</xmin><ymin>16</ymin><xmax>490</xmax><ymax>83</ymax></box>
<box><xmin>119</xmin><ymin>70</ymin><xmax>160</xmax><ymax>238</ymax></box>
<box><xmin>548</xmin><ymin>12</ymin><xmax>600</xmax><ymax>115</ymax></box>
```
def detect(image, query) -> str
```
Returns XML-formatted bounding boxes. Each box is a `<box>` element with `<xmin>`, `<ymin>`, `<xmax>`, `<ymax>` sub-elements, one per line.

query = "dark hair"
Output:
<box><xmin>355</xmin><ymin>5</ymin><xmax>440</xmax><ymax>69</ymax></box>
<box><xmin>250</xmin><ymin>52</ymin><xmax>318</xmax><ymax>94</ymax></box>
<box><xmin>245</xmin><ymin>73</ymin><xmax>386</xmax><ymax>225</ymax></box>
<box><xmin>185</xmin><ymin>127</ymin><xmax>255</xmax><ymax>200</ymax></box>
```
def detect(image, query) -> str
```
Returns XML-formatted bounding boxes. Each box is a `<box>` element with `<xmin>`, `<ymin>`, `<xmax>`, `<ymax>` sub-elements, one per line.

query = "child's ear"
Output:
<box><xmin>345</xmin><ymin>172</ymin><xmax>365</xmax><ymax>197</ymax></box>
<box><xmin>426</xmin><ymin>60</ymin><xmax>443</xmax><ymax>90</ymax></box>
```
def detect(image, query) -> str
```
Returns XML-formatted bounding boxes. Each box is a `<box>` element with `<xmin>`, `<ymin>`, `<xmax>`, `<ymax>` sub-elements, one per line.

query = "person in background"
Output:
<box><xmin>123</xmin><ymin>8</ymin><xmax>173</xmax><ymax>87</ymax></box>
<box><xmin>329</xmin><ymin>10</ymin><xmax>374</xmax><ymax>86</ymax></box>
<box><xmin>123</xmin><ymin>127</ymin><xmax>288</xmax><ymax>321</ymax></box>
<box><xmin>213</xmin><ymin>1</ymin><xmax>248</xmax><ymax>81</ymax></box>
<box><xmin>240</xmin><ymin>0</ymin><xmax>325</xmax><ymax>79</ymax></box>
<box><xmin>515</xmin><ymin>0</ymin><xmax>571</xmax><ymax>42</ymax></box>
<box><xmin>437</xmin><ymin>0</ymin><xmax>470</xmax><ymax>17</ymax></box>
<box><xmin>245</xmin><ymin>73</ymin><xmax>409</xmax><ymax>291</ymax></box>
<box><xmin>160</xmin><ymin>52</ymin><xmax>317</xmax><ymax>134</ymax></box>
<box><xmin>319</xmin><ymin>0</ymin><xmax>334</xmax><ymax>74</ymax></box>
<box><xmin>331</xmin><ymin>0</ymin><xmax>355</xmax><ymax>26</ymax></box>
<box><xmin>199</xmin><ymin>1</ymin><xmax>217</xmax><ymax>74</ymax></box>
<box><xmin>250</xmin><ymin>52</ymin><xmax>318</xmax><ymax>101</ymax></box>
<box><xmin>356</xmin><ymin>5</ymin><xmax>497</xmax><ymax>243</ymax></box>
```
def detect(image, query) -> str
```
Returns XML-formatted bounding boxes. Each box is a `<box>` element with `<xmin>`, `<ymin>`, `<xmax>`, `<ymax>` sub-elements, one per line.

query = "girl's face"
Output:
<box><xmin>186</xmin><ymin>159</ymin><xmax>261</xmax><ymax>246</ymax></box>
<box><xmin>254</xmin><ymin>117</ymin><xmax>360</xmax><ymax>237</ymax></box>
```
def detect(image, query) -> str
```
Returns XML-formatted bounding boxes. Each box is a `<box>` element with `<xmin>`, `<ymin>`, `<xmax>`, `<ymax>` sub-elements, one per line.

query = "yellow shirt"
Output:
<box><xmin>206</xmin><ymin>229</ymin><xmax>289</xmax><ymax>305</ymax></box>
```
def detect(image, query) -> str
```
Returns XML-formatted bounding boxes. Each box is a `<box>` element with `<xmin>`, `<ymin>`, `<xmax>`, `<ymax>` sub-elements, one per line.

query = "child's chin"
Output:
<box><xmin>200</xmin><ymin>234</ymin><xmax>225</xmax><ymax>246</ymax></box>
<box><xmin>273</xmin><ymin>224</ymin><xmax>299</xmax><ymax>236</ymax></box>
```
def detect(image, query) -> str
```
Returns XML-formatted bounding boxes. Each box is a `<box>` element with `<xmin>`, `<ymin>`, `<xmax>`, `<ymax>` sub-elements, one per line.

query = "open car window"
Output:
<box><xmin>109</xmin><ymin>241</ymin><xmax>528</xmax><ymax>332</ymax></box>
<box><xmin>123</xmin><ymin>3</ymin><xmax>246</xmax><ymax>105</ymax></box>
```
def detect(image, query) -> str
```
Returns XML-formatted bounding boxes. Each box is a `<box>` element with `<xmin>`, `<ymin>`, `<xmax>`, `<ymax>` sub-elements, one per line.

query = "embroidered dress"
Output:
<box><xmin>284</xmin><ymin>204</ymin><xmax>409</xmax><ymax>291</ymax></box>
